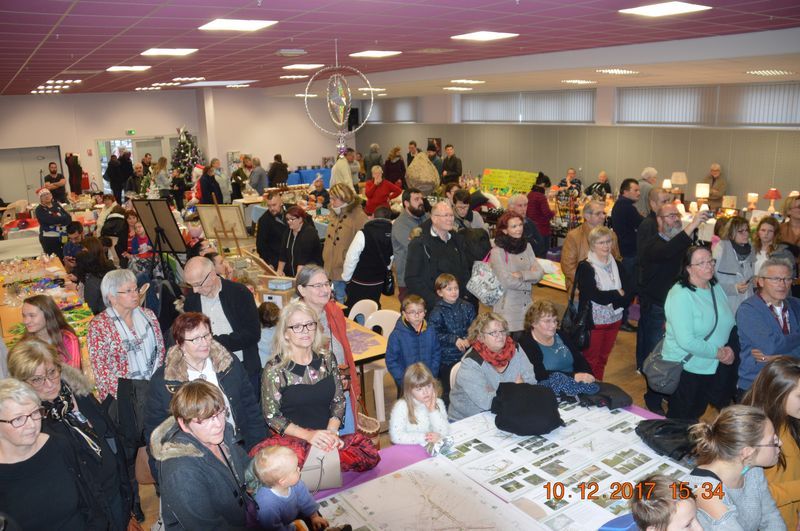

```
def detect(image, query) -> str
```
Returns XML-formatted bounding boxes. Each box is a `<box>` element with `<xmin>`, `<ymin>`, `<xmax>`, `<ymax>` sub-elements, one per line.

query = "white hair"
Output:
<box><xmin>100</xmin><ymin>269</ymin><xmax>137</xmax><ymax>306</ymax></box>
<box><xmin>640</xmin><ymin>167</ymin><xmax>658</xmax><ymax>180</ymax></box>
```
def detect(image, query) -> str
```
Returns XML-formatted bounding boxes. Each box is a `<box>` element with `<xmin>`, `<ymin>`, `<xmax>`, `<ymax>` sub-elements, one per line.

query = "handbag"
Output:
<box><xmin>642</xmin><ymin>287</ymin><xmax>719</xmax><ymax>395</ymax></box>
<box><xmin>372</xmin><ymin>230</ymin><xmax>395</xmax><ymax>296</ymax></box>
<box><xmin>635</xmin><ymin>418</ymin><xmax>695</xmax><ymax>461</ymax></box>
<box><xmin>301</xmin><ymin>443</ymin><xmax>343</xmax><ymax>493</ymax></box>
<box><xmin>466</xmin><ymin>249</ymin><xmax>506</xmax><ymax>305</ymax></box>
<box><xmin>560</xmin><ymin>263</ymin><xmax>594</xmax><ymax>350</ymax></box>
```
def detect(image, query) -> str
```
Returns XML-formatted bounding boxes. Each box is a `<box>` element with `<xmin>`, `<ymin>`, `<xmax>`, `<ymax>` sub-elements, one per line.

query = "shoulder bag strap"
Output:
<box><xmin>683</xmin><ymin>285</ymin><xmax>720</xmax><ymax>364</ymax></box>
<box><xmin>567</xmin><ymin>260</ymin><xmax>583</xmax><ymax>306</ymax></box>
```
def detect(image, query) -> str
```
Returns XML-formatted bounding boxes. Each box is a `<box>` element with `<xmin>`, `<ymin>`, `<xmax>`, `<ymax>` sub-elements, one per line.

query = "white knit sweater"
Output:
<box><xmin>389</xmin><ymin>397</ymin><xmax>450</xmax><ymax>446</ymax></box>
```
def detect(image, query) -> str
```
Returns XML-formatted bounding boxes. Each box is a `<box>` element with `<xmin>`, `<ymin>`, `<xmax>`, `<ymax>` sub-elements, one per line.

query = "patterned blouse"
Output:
<box><xmin>260</xmin><ymin>350</ymin><xmax>346</xmax><ymax>434</ymax></box>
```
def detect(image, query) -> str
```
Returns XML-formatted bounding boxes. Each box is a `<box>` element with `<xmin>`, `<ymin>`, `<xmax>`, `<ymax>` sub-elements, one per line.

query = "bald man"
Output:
<box><xmin>183</xmin><ymin>256</ymin><xmax>262</xmax><ymax>376</ymax></box>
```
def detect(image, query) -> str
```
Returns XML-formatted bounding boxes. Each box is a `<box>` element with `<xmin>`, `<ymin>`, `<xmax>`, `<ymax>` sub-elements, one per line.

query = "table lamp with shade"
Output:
<box><xmin>747</xmin><ymin>193</ymin><xmax>759</xmax><ymax>211</ymax></box>
<box><xmin>696</xmin><ymin>183</ymin><xmax>710</xmax><ymax>208</ymax></box>
<box><xmin>661</xmin><ymin>179</ymin><xmax>672</xmax><ymax>191</ymax></box>
<box><xmin>671</xmin><ymin>171</ymin><xmax>688</xmax><ymax>201</ymax></box>
<box><xmin>764</xmin><ymin>188</ymin><xmax>782</xmax><ymax>213</ymax></box>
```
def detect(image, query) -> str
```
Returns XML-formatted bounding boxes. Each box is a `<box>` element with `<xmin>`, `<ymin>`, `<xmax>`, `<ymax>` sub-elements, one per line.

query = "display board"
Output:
<box><xmin>482</xmin><ymin>168</ymin><xmax>539</xmax><ymax>193</ymax></box>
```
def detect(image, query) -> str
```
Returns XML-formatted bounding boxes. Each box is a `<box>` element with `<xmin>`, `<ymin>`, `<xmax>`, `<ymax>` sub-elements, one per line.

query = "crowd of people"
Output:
<box><xmin>1</xmin><ymin>141</ymin><xmax>800</xmax><ymax>530</ymax></box>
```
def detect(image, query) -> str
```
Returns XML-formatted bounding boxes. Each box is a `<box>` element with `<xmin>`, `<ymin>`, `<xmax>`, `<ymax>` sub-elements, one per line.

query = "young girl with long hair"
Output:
<box><xmin>389</xmin><ymin>362</ymin><xmax>450</xmax><ymax>454</ymax></box>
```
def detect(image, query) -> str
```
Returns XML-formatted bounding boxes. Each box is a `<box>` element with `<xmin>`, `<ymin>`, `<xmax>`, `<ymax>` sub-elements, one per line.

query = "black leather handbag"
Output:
<box><xmin>561</xmin><ymin>262</ymin><xmax>594</xmax><ymax>350</ymax></box>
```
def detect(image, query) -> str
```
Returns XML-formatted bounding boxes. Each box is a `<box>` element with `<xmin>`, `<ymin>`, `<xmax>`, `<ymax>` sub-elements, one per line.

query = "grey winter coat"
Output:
<box><xmin>489</xmin><ymin>243</ymin><xmax>544</xmax><ymax>332</ymax></box>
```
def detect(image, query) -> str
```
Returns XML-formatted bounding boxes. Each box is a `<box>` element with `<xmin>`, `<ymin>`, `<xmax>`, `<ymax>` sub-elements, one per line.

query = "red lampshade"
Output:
<box><xmin>764</xmin><ymin>188</ymin><xmax>782</xmax><ymax>200</ymax></box>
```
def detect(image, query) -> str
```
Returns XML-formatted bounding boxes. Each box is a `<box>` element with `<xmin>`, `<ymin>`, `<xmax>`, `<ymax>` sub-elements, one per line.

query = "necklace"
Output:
<box><xmin>183</xmin><ymin>355</ymin><xmax>208</xmax><ymax>379</ymax></box>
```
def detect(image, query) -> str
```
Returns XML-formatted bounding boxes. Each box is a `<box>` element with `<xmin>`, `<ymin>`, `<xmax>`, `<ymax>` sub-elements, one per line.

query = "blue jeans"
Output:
<box><xmin>340</xmin><ymin>394</ymin><xmax>355</xmax><ymax>435</ymax></box>
<box><xmin>332</xmin><ymin>280</ymin><xmax>347</xmax><ymax>304</ymax></box>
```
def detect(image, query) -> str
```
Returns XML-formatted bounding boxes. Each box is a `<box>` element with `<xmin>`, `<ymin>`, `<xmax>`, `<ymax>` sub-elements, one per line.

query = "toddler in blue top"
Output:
<box><xmin>252</xmin><ymin>445</ymin><xmax>329</xmax><ymax>531</ymax></box>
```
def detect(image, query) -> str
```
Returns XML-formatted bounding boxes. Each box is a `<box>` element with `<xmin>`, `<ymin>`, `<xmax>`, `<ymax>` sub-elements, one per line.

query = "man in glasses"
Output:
<box><xmin>737</xmin><ymin>257</ymin><xmax>800</xmax><ymax>395</ymax></box>
<box><xmin>183</xmin><ymin>256</ymin><xmax>261</xmax><ymax>379</ymax></box>
<box><xmin>638</xmin><ymin>205</ymin><xmax>709</xmax><ymax>413</ymax></box>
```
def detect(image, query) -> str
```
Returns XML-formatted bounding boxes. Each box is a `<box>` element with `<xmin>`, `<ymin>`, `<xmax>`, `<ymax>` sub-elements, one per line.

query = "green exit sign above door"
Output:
<box><xmin>126</xmin><ymin>129</ymin><xmax>136</xmax><ymax>135</ymax></box>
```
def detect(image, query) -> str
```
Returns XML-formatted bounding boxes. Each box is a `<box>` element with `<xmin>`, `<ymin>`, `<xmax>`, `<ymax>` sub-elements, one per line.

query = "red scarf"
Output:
<box><xmin>471</xmin><ymin>336</ymin><xmax>516</xmax><ymax>369</ymax></box>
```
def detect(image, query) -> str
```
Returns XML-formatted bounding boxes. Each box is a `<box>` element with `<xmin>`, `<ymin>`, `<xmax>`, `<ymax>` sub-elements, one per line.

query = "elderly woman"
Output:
<box><xmin>713</xmin><ymin>216</ymin><xmax>755</xmax><ymax>314</ymax></box>
<box><xmin>448</xmin><ymin>312</ymin><xmax>537</xmax><ymax>421</ymax></box>
<box><xmin>144</xmin><ymin>312</ymin><xmax>266</xmax><ymax>459</ymax></box>
<box><xmin>254</xmin><ymin>300</ymin><xmax>378</xmax><ymax>471</ymax></box>
<box><xmin>296</xmin><ymin>264</ymin><xmax>360</xmax><ymax>435</ymax></box>
<box><xmin>21</xmin><ymin>294</ymin><xmax>81</xmax><ymax>368</ymax></box>
<box><xmin>0</xmin><ymin>378</ymin><xmax>106</xmax><ymax>530</ymax></box>
<box><xmin>753</xmin><ymin>216</ymin><xmax>795</xmax><ymax>275</ymax></box>
<box><xmin>322</xmin><ymin>182</ymin><xmax>368</xmax><ymax>303</ymax></box>
<box><xmin>365</xmin><ymin>165</ymin><xmax>402</xmax><ymax>215</ymax></box>
<box><xmin>35</xmin><ymin>187</ymin><xmax>71</xmax><ymax>258</ymax></box>
<box><xmin>150</xmin><ymin>380</ymin><xmax>252</xmax><ymax>531</ymax></box>
<box><xmin>276</xmin><ymin>205</ymin><xmax>322</xmax><ymax>278</ymax></box>
<box><xmin>664</xmin><ymin>246</ymin><xmax>736</xmax><ymax>420</ymax></box>
<box><xmin>575</xmin><ymin>226</ymin><xmax>633</xmax><ymax>380</ymax></box>
<box><xmin>489</xmin><ymin>211</ymin><xmax>544</xmax><ymax>333</ymax></box>
<box><xmin>518</xmin><ymin>300</ymin><xmax>595</xmax><ymax>384</ymax></box>
<box><xmin>8</xmin><ymin>339</ymin><xmax>131</xmax><ymax>529</ymax></box>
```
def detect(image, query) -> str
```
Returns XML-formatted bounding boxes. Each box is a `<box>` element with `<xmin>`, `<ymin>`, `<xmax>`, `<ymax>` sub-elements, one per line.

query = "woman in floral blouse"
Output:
<box><xmin>253</xmin><ymin>299</ymin><xmax>379</xmax><ymax>471</ymax></box>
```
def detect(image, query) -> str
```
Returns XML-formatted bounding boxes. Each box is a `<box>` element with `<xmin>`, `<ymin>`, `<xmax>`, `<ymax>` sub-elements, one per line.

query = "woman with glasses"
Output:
<box><xmin>0</xmin><ymin>378</ymin><xmax>106</xmax><ymax>530</ymax></box>
<box><xmin>714</xmin><ymin>216</ymin><xmax>756</xmax><ymax>314</ymax></box>
<box><xmin>686</xmin><ymin>405</ymin><xmax>784</xmax><ymax>531</ymax></box>
<box><xmin>276</xmin><ymin>205</ymin><xmax>322</xmax><ymax>278</ymax></box>
<box><xmin>295</xmin><ymin>264</ymin><xmax>360</xmax><ymax>435</ymax></box>
<box><xmin>21</xmin><ymin>294</ymin><xmax>81</xmax><ymax>369</ymax></box>
<box><xmin>743</xmin><ymin>357</ymin><xmax>800</xmax><ymax>528</ymax></box>
<box><xmin>574</xmin><ymin>226</ymin><xmax>633</xmax><ymax>380</ymax></box>
<box><xmin>663</xmin><ymin>246</ymin><xmax>736</xmax><ymax>420</ymax></box>
<box><xmin>448</xmin><ymin>312</ymin><xmax>536</xmax><ymax>421</ymax></box>
<box><xmin>150</xmin><ymin>380</ymin><xmax>252</xmax><ymax>531</ymax></box>
<box><xmin>255</xmin><ymin>300</ymin><xmax>378</xmax><ymax>472</ymax></box>
<box><xmin>7</xmin><ymin>338</ymin><xmax>131</xmax><ymax>529</ymax></box>
<box><xmin>144</xmin><ymin>312</ymin><xmax>266</xmax><ymax>474</ymax></box>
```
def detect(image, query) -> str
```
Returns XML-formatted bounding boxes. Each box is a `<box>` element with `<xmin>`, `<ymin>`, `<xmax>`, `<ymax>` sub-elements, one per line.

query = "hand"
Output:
<box><xmin>511</xmin><ymin>272</ymin><xmax>522</xmax><ymax>279</ymax></box>
<box><xmin>307</xmin><ymin>429</ymin><xmax>342</xmax><ymax>452</ymax></box>
<box><xmin>736</xmin><ymin>282</ymin><xmax>749</xmax><ymax>294</ymax></box>
<box><xmin>456</xmin><ymin>338</ymin><xmax>470</xmax><ymax>352</ymax></box>
<box><xmin>717</xmin><ymin>346</ymin><xmax>734</xmax><ymax>365</ymax></box>
<box><xmin>373</xmin><ymin>176</ymin><xmax>382</xmax><ymax>185</ymax></box>
<box><xmin>425</xmin><ymin>432</ymin><xmax>442</xmax><ymax>444</ymax></box>
<box><xmin>515</xmin><ymin>373</ymin><xmax>524</xmax><ymax>384</ymax></box>
<box><xmin>310</xmin><ymin>513</ymin><xmax>329</xmax><ymax>531</ymax></box>
<box><xmin>617</xmin><ymin>289</ymin><xmax>625</xmax><ymax>296</ymax></box>
<box><xmin>574</xmin><ymin>372</ymin><xmax>595</xmax><ymax>384</ymax></box>
<box><xmin>751</xmin><ymin>349</ymin><xmax>776</xmax><ymax>363</ymax></box>
<box><xmin>426</xmin><ymin>395</ymin><xmax>438</xmax><ymax>412</ymax></box>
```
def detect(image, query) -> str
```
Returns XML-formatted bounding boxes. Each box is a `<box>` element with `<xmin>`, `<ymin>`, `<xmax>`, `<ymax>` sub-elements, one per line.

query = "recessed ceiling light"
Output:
<box><xmin>451</xmin><ymin>79</ymin><xmax>485</xmax><ymax>84</ymax></box>
<box><xmin>283</xmin><ymin>64</ymin><xmax>324</xmax><ymax>70</ymax></box>
<box><xmin>746</xmin><ymin>69</ymin><xmax>795</xmax><ymax>76</ymax></box>
<box><xmin>45</xmin><ymin>90</ymin><xmax>52</xmax><ymax>93</ymax></box>
<box><xmin>73</xmin><ymin>79</ymin><xmax>82</xmax><ymax>83</ymax></box>
<box><xmin>37</xmin><ymin>85</ymin><xmax>45</xmax><ymax>89</ymax></box>
<box><xmin>198</xmin><ymin>19</ymin><xmax>277</xmax><ymax>31</ymax></box>
<box><xmin>173</xmin><ymin>77</ymin><xmax>205</xmax><ymax>82</ymax></box>
<box><xmin>596</xmin><ymin>68</ymin><xmax>639</xmax><ymax>75</ymax></box>
<box><xmin>295</xmin><ymin>93</ymin><xmax>318</xmax><ymax>98</ymax></box>
<box><xmin>280</xmin><ymin>75</ymin><xmax>309</xmax><ymax>80</ymax></box>
<box><xmin>135</xmin><ymin>86</ymin><xmax>161</xmax><ymax>91</ymax></box>
<box><xmin>619</xmin><ymin>2</ymin><xmax>711</xmax><ymax>17</ymax></box>
<box><xmin>443</xmin><ymin>86</ymin><xmax>473</xmax><ymax>91</ymax></box>
<box><xmin>141</xmin><ymin>48</ymin><xmax>198</xmax><ymax>56</ymax></box>
<box><xmin>414</xmin><ymin>48</ymin><xmax>456</xmax><ymax>54</ymax></box>
<box><xmin>378</xmin><ymin>93</ymin><xmax>388</xmax><ymax>97</ymax></box>
<box><xmin>53</xmin><ymin>90</ymin><xmax>60</xmax><ymax>93</ymax></box>
<box><xmin>349</xmin><ymin>50</ymin><xmax>402</xmax><ymax>58</ymax></box>
<box><xmin>562</xmin><ymin>79</ymin><xmax>597</xmax><ymax>85</ymax></box>
<box><xmin>107</xmin><ymin>65</ymin><xmax>151</xmax><ymax>72</ymax></box>
<box><xmin>275</xmin><ymin>49</ymin><xmax>307</xmax><ymax>57</ymax></box>
<box><xmin>30</xmin><ymin>90</ymin><xmax>36</xmax><ymax>94</ymax></box>
<box><xmin>450</xmin><ymin>31</ymin><xmax>518</xmax><ymax>42</ymax></box>
<box><xmin>358</xmin><ymin>87</ymin><xmax>386</xmax><ymax>92</ymax></box>
<box><xmin>226</xmin><ymin>84</ymin><xmax>250</xmax><ymax>88</ymax></box>
<box><xmin>152</xmin><ymin>82</ymin><xmax>182</xmax><ymax>86</ymax></box>
<box><xmin>181</xmin><ymin>79</ymin><xmax>257</xmax><ymax>87</ymax></box>
<box><xmin>56</xmin><ymin>80</ymin><xmax>63</xmax><ymax>83</ymax></box>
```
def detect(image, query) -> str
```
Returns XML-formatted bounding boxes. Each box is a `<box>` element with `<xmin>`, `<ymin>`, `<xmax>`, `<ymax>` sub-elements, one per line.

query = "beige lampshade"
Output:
<box><xmin>671</xmin><ymin>172</ymin><xmax>688</xmax><ymax>185</ymax></box>
<box><xmin>747</xmin><ymin>193</ymin><xmax>758</xmax><ymax>203</ymax></box>
<box><xmin>662</xmin><ymin>179</ymin><xmax>672</xmax><ymax>189</ymax></box>
<box><xmin>696</xmin><ymin>183</ymin><xmax>710</xmax><ymax>199</ymax></box>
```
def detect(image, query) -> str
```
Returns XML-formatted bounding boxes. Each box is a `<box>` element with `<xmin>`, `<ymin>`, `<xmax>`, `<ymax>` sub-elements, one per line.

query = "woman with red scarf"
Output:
<box><xmin>448</xmin><ymin>312</ymin><xmax>537</xmax><ymax>421</ymax></box>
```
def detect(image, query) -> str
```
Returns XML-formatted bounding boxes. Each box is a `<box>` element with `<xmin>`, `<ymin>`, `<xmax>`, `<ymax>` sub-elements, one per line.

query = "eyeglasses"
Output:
<box><xmin>306</xmin><ymin>281</ymin><xmax>332</xmax><ymax>291</ymax></box>
<box><xmin>736</xmin><ymin>229</ymin><xmax>749</xmax><ymax>234</ymax></box>
<box><xmin>193</xmin><ymin>407</ymin><xmax>228</xmax><ymax>426</ymax></box>
<box><xmin>188</xmin><ymin>270</ymin><xmax>212</xmax><ymax>289</ymax></box>
<box><xmin>760</xmin><ymin>276</ymin><xmax>794</xmax><ymax>284</ymax></box>
<box><xmin>752</xmin><ymin>435</ymin><xmax>782</xmax><ymax>448</ymax></box>
<box><xmin>0</xmin><ymin>407</ymin><xmax>46</xmax><ymax>428</ymax></box>
<box><xmin>28</xmin><ymin>367</ymin><xmax>61</xmax><ymax>388</ymax></box>
<box><xmin>184</xmin><ymin>332</ymin><xmax>212</xmax><ymax>345</ymax></box>
<box><xmin>595</xmin><ymin>239</ymin><xmax>613</xmax><ymax>246</ymax></box>
<box><xmin>288</xmin><ymin>321</ymin><xmax>317</xmax><ymax>333</ymax></box>
<box><xmin>690</xmin><ymin>259</ymin><xmax>717</xmax><ymax>268</ymax></box>
<box><xmin>659</xmin><ymin>213</ymin><xmax>680</xmax><ymax>219</ymax></box>
<box><xmin>484</xmin><ymin>329</ymin><xmax>508</xmax><ymax>339</ymax></box>
<box><xmin>117</xmin><ymin>288</ymin><xmax>139</xmax><ymax>295</ymax></box>
<box><xmin>433</xmin><ymin>213</ymin><xmax>455</xmax><ymax>218</ymax></box>
<box><xmin>404</xmin><ymin>308</ymin><xmax>425</xmax><ymax>315</ymax></box>
<box><xmin>286</xmin><ymin>216</ymin><xmax>299</xmax><ymax>223</ymax></box>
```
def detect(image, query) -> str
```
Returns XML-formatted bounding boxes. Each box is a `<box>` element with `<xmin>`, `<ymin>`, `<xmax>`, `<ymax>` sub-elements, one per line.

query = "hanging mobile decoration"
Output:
<box><xmin>303</xmin><ymin>39</ymin><xmax>374</xmax><ymax>155</ymax></box>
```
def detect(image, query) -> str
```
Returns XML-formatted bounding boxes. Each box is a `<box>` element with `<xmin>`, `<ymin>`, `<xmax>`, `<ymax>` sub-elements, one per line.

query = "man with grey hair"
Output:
<box><xmin>636</xmin><ymin>166</ymin><xmax>658</xmax><ymax>216</ymax></box>
<box><xmin>701</xmin><ymin>162</ymin><xmax>726</xmax><ymax>211</ymax></box>
<box><xmin>405</xmin><ymin>201</ymin><xmax>470</xmax><ymax>309</ymax></box>
<box><xmin>508</xmin><ymin>193</ymin><xmax>546</xmax><ymax>257</ymax></box>
<box><xmin>183</xmin><ymin>256</ymin><xmax>261</xmax><ymax>377</ymax></box>
<box><xmin>125</xmin><ymin>162</ymin><xmax>145</xmax><ymax>197</ymax></box>
<box><xmin>561</xmin><ymin>200</ymin><xmax>620</xmax><ymax>293</ymax></box>
<box><xmin>249</xmin><ymin>156</ymin><xmax>269</xmax><ymax>193</ymax></box>
<box><xmin>364</xmin><ymin>142</ymin><xmax>382</xmax><ymax>181</ymax></box>
<box><xmin>638</xmin><ymin>204</ymin><xmax>708</xmax><ymax>412</ymax></box>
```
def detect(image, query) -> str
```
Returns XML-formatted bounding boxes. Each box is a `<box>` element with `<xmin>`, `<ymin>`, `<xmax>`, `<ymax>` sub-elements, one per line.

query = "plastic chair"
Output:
<box><xmin>347</xmin><ymin>299</ymin><xmax>378</xmax><ymax>324</ymax></box>
<box><xmin>138</xmin><ymin>283</ymin><xmax>150</xmax><ymax>307</ymax></box>
<box><xmin>449</xmin><ymin>361</ymin><xmax>462</xmax><ymax>391</ymax></box>
<box><xmin>364</xmin><ymin>309</ymin><xmax>400</xmax><ymax>422</ymax></box>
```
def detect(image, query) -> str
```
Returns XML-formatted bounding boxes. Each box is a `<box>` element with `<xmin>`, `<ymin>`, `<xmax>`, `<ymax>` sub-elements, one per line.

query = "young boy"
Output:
<box><xmin>630</xmin><ymin>475</ymin><xmax>701</xmax><ymax>531</ymax></box>
<box><xmin>252</xmin><ymin>446</ymin><xmax>331</xmax><ymax>531</ymax></box>
<box><xmin>427</xmin><ymin>273</ymin><xmax>476</xmax><ymax>403</ymax></box>
<box><xmin>385</xmin><ymin>294</ymin><xmax>440</xmax><ymax>392</ymax></box>
<box><xmin>62</xmin><ymin>221</ymin><xmax>85</xmax><ymax>270</ymax></box>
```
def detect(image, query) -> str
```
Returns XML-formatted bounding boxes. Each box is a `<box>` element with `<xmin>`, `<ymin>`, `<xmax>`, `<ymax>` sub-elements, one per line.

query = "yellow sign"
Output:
<box><xmin>482</xmin><ymin>168</ymin><xmax>538</xmax><ymax>193</ymax></box>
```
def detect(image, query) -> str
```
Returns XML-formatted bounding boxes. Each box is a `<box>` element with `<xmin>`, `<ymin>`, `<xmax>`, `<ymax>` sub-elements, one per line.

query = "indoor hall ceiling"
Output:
<box><xmin>2</xmin><ymin>0</ymin><xmax>800</xmax><ymax>96</ymax></box>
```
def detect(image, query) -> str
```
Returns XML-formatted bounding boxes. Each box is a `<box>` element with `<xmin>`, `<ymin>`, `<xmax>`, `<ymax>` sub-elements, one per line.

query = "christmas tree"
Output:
<box><xmin>171</xmin><ymin>126</ymin><xmax>205</xmax><ymax>180</ymax></box>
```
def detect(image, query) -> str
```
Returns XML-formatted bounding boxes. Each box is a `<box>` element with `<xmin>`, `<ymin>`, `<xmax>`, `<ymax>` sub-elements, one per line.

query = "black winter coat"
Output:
<box><xmin>405</xmin><ymin>225</ymin><xmax>470</xmax><ymax>309</ymax></box>
<box><xmin>256</xmin><ymin>207</ymin><xmax>288</xmax><ymax>269</ymax></box>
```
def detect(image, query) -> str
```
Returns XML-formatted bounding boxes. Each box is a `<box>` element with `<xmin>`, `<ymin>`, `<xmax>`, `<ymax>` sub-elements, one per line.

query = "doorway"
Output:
<box><xmin>0</xmin><ymin>146</ymin><xmax>62</xmax><ymax>204</ymax></box>
<box><xmin>96</xmin><ymin>135</ymin><xmax>176</xmax><ymax>194</ymax></box>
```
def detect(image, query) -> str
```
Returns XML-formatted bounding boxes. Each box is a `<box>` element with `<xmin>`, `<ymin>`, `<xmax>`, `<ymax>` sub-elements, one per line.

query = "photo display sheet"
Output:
<box><xmin>319</xmin><ymin>404</ymin><xmax>689</xmax><ymax>531</ymax></box>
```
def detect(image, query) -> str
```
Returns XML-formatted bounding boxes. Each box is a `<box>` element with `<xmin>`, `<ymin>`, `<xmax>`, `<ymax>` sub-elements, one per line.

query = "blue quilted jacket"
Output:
<box><xmin>428</xmin><ymin>298</ymin><xmax>477</xmax><ymax>366</ymax></box>
<box><xmin>385</xmin><ymin>318</ymin><xmax>441</xmax><ymax>388</ymax></box>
